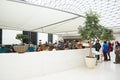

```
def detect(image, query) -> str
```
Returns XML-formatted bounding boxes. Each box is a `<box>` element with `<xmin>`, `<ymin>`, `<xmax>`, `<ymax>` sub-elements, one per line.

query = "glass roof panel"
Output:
<box><xmin>18</xmin><ymin>0</ymin><xmax>120</xmax><ymax>28</ymax></box>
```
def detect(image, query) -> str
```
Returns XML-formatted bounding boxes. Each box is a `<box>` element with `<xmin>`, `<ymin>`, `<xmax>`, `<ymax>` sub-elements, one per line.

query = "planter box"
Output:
<box><xmin>13</xmin><ymin>46</ymin><xmax>28</xmax><ymax>53</ymax></box>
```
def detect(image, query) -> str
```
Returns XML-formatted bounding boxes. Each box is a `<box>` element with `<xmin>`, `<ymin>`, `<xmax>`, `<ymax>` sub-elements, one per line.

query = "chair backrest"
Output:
<box><xmin>28</xmin><ymin>47</ymin><xmax>34</xmax><ymax>52</ymax></box>
<box><xmin>0</xmin><ymin>48</ymin><xmax>9</xmax><ymax>53</ymax></box>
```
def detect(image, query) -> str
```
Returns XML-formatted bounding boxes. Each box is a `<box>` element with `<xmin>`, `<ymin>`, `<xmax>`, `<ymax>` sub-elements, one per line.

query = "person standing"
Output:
<box><xmin>108</xmin><ymin>42</ymin><xmax>112</xmax><ymax>61</ymax></box>
<box><xmin>94</xmin><ymin>40</ymin><xmax>101</xmax><ymax>60</ymax></box>
<box><xmin>103</xmin><ymin>41</ymin><xmax>108</xmax><ymax>61</ymax></box>
<box><xmin>114</xmin><ymin>41</ymin><xmax>120</xmax><ymax>64</ymax></box>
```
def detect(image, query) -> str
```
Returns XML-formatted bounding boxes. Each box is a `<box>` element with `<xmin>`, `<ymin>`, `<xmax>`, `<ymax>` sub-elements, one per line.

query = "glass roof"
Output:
<box><xmin>19</xmin><ymin>0</ymin><xmax>120</xmax><ymax>28</ymax></box>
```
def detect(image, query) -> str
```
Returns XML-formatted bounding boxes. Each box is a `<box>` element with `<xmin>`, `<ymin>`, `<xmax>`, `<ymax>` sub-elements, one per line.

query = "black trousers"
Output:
<box><xmin>103</xmin><ymin>52</ymin><xmax>108</xmax><ymax>61</ymax></box>
<box><xmin>95</xmin><ymin>55</ymin><xmax>100</xmax><ymax>60</ymax></box>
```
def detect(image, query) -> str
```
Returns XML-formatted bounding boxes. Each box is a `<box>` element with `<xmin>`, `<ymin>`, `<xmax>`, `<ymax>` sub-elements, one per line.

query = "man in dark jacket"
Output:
<box><xmin>94</xmin><ymin>40</ymin><xmax>101</xmax><ymax>60</ymax></box>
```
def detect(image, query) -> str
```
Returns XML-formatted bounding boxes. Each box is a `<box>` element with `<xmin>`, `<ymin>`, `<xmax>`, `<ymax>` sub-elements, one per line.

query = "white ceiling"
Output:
<box><xmin>0</xmin><ymin>0</ymin><xmax>84</xmax><ymax>35</ymax></box>
<box><xmin>0</xmin><ymin>0</ymin><xmax>120</xmax><ymax>37</ymax></box>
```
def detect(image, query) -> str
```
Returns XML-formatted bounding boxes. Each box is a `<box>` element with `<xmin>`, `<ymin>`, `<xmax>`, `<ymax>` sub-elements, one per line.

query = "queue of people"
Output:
<box><xmin>94</xmin><ymin>40</ymin><xmax>120</xmax><ymax>64</ymax></box>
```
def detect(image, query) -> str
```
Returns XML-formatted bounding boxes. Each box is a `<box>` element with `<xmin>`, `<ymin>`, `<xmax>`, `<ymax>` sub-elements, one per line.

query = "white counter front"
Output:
<box><xmin>0</xmin><ymin>49</ymin><xmax>89</xmax><ymax>80</ymax></box>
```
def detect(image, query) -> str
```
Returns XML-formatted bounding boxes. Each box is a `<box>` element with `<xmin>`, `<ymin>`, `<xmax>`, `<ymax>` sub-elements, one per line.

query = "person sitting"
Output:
<box><xmin>28</xmin><ymin>44</ymin><xmax>34</xmax><ymax>52</ymax></box>
<box><xmin>76</xmin><ymin>42</ymin><xmax>82</xmax><ymax>49</ymax></box>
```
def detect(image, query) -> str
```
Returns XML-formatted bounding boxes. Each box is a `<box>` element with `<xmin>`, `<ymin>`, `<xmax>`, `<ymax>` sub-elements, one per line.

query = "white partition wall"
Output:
<box><xmin>2</xmin><ymin>29</ymin><xmax>59</xmax><ymax>45</ymax></box>
<box><xmin>0</xmin><ymin>49</ymin><xmax>89</xmax><ymax>80</ymax></box>
<box><xmin>37</xmin><ymin>33</ymin><xmax>48</xmax><ymax>45</ymax></box>
<box><xmin>2</xmin><ymin>29</ymin><xmax>22</xmax><ymax>45</ymax></box>
<box><xmin>53</xmin><ymin>34</ymin><xmax>58</xmax><ymax>43</ymax></box>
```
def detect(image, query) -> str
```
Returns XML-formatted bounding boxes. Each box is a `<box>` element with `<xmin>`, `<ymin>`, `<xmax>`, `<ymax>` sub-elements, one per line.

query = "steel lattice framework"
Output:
<box><xmin>19</xmin><ymin>0</ymin><xmax>120</xmax><ymax>28</ymax></box>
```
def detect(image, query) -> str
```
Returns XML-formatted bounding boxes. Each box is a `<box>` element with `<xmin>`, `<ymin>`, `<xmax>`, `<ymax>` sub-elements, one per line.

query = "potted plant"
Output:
<box><xmin>78</xmin><ymin>11</ymin><xmax>115</xmax><ymax>68</ymax></box>
<box><xmin>16</xmin><ymin>34</ymin><xmax>28</xmax><ymax>44</ymax></box>
<box><xmin>14</xmin><ymin>34</ymin><xmax>28</xmax><ymax>53</ymax></box>
<box><xmin>78</xmin><ymin>11</ymin><xmax>104</xmax><ymax>68</ymax></box>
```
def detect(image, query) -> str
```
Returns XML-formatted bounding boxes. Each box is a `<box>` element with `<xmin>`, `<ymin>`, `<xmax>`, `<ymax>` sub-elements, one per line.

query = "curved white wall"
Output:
<box><xmin>0</xmin><ymin>49</ymin><xmax>89</xmax><ymax>80</ymax></box>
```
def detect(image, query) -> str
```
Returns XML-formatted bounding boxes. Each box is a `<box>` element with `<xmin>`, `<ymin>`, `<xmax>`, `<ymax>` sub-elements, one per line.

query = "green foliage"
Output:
<box><xmin>78</xmin><ymin>11</ymin><xmax>103</xmax><ymax>41</ymax></box>
<box><xmin>16</xmin><ymin>34</ymin><xmax>28</xmax><ymax>41</ymax></box>
<box><xmin>100</xmin><ymin>27</ymin><xmax>115</xmax><ymax>41</ymax></box>
<box><xmin>78</xmin><ymin>11</ymin><xmax>115</xmax><ymax>41</ymax></box>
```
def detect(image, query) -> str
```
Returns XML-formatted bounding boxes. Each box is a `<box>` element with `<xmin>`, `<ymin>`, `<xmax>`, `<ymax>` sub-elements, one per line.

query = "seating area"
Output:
<box><xmin>0</xmin><ymin>40</ymin><xmax>86</xmax><ymax>53</ymax></box>
<box><xmin>0</xmin><ymin>45</ymin><xmax>35</xmax><ymax>53</ymax></box>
